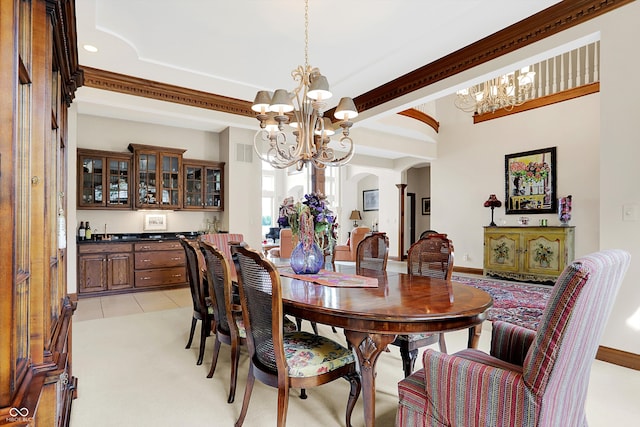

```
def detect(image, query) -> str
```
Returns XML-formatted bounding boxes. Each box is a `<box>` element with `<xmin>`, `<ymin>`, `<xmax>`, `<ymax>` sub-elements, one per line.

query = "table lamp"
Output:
<box><xmin>483</xmin><ymin>194</ymin><xmax>502</xmax><ymax>226</ymax></box>
<box><xmin>349</xmin><ymin>210</ymin><xmax>362</xmax><ymax>227</ymax></box>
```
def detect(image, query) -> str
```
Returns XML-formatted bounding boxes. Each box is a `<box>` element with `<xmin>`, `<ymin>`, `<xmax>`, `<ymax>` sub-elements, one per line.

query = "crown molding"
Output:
<box><xmin>81</xmin><ymin>66</ymin><xmax>255</xmax><ymax>117</ymax></box>
<box><xmin>80</xmin><ymin>0</ymin><xmax>632</xmax><ymax>120</ymax></box>
<box><xmin>351</xmin><ymin>0</ymin><xmax>633</xmax><ymax>115</ymax></box>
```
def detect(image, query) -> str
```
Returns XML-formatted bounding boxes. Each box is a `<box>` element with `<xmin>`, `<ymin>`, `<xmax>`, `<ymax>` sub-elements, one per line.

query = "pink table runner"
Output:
<box><xmin>278</xmin><ymin>267</ymin><xmax>378</xmax><ymax>288</ymax></box>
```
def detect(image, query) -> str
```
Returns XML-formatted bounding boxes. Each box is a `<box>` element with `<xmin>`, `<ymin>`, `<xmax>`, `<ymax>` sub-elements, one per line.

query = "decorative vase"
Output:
<box><xmin>290</xmin><ymin>240</ymin><xmax>324</xmax><ymax>274</ymax></box>
<box><xmin>558</xmin><ymin>195</ymin><xmax>572</xmax><ymax>226</ymax></box>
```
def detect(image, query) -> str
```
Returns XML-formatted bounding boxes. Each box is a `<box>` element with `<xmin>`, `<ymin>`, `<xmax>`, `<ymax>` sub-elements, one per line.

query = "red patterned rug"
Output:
<box><xmin>452</xmin><ymin>275</ymin><xmax>552</xmax><ymax>330</ymax></box>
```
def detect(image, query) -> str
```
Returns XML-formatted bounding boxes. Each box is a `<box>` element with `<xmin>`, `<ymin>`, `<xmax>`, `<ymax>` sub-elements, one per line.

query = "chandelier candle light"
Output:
<box><xmin>251</xmin><ymin>0</ymin><xmax>358</xmax><ymax>171</ymax></box>
<box><xmin>484</xmin><ymin>194</ymin><xmax>503</xmax><ymax>227</ymax></box>
<box><xmin>455</xmin><ymin>67</ymin><xmax>536</xmax><ymax>115</ymax></box>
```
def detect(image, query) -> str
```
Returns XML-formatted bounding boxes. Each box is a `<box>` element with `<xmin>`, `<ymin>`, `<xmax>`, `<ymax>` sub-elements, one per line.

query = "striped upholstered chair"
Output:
<box><xmin>396</xmin><ymin>250</ymin><xmax>630</xmax><ymax>427</ymax></box>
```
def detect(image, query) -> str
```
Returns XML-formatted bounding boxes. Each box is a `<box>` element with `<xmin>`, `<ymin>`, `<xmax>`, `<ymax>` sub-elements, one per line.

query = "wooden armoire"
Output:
<box><xmin>1</xmin><ymin>0</ymin><xmax>82</xmax><ymax>425</ymax></box>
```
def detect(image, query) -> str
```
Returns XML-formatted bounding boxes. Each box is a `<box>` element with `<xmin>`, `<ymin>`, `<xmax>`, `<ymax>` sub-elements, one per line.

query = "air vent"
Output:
<box><xmin>236</xmin><ymin>143</ymin><xmax>253</xmax><ymax>163</ymax></box>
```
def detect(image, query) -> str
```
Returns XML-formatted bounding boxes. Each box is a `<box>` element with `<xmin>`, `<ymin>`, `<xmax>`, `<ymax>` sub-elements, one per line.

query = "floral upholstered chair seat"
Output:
<box><xmin>256</xmin><ymin>331</ymin><xmax>355</xmax><ymax>378</ymax></box>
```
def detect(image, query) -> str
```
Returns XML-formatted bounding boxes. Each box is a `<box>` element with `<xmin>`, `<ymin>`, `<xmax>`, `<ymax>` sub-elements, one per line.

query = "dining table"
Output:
<box><xmin>274</xmin><ymin>262</ymin><xmax>493</xmax><ymax>427</ymax></box>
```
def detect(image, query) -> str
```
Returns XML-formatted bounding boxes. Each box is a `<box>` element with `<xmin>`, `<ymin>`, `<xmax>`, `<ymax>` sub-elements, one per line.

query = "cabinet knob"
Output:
<box><xmin>170</xmin><ymin>257</ymin><xmax>181</xmax><ymax>261</ymax></box>
<box><xmin>142</xmin><ymin>259</ymin><xmax>150</xmax><ymax>262</ymax></box>
<box><xmin>141</xmin><ymin>276</ymin><xmax>151</xmax><ymax>280</ymax></box>
<box><xmin>171</xmin><ymin>274</ymin><xmax>182</xmax><ymax>278</ymax></box>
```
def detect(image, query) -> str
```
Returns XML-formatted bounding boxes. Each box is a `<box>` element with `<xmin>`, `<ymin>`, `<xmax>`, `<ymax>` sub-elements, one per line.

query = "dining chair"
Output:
<box><xmin>419</xmin><ymin>229</ymin><xmax>440</xmax><ymax>240</ymax></box>
<box><xmin>199</xmin><ymin>240</ymin><xmax>246</xmax><ymax>403</ymax></box>
<box><xmin>355</xmin><ymin>232</ymin><xmax>389</xmax><ymax>275</ymax></box>
<box><xmin>396</xmin><ymin>249</ymin><xmax>631</xmax><ymax>427</ymax></box>
<box><xmin>231</xmin><ymin>245</ymin><xmax>361</xmax><ymax>427</ymax></box>
<box><xmin>178</xmin><ymin>236</ymin><xmax>211</xmax><ymax>366</ymax></box>
<box><xmin>391</xmin><ymin>234</ymin><xmax>452</xmax><ymax>377</ymax></box>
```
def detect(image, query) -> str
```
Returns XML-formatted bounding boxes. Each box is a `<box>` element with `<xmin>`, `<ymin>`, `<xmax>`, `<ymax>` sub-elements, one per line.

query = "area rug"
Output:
<box><xmin>452</xmin><ymin>275</ymin><xmax>552</xmax><ymax>330</ymax></box>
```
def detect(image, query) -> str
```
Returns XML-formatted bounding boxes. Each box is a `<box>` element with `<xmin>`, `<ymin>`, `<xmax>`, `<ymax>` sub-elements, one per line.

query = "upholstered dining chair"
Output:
<box><xmin>391</xmin><ymin>234</ymin><xmax>452</xmax><ymax>377</ymax></box>
<box><xmin>199</xmin><ymin>240</ymin><xmax>246</xmax><ymax>403</ymax></box>
<box><xmin>396</xmin><ymin>249</ymin><xmax>631</xmax><ymax>427</ymax></box>
<box><xmin>231</xmin><ymin>245</ymin><xmax>361</xmax><ymax>427</ymax></box>
<box><xmin>355</xmin><ymin>232</ymin><xmax>389</xmax><ymax>275</ymax></box>
<box><xmin>178</xmin><ymin>236</ymin><xmax>211</xmax><ymax>366</ymax></box>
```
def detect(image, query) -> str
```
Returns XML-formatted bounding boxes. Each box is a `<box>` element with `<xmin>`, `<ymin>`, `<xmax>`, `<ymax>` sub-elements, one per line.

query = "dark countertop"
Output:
<box><xmin>76</xmin><ymin>231</ymin><xmax>202</xmax><ymax>244</ymax></box>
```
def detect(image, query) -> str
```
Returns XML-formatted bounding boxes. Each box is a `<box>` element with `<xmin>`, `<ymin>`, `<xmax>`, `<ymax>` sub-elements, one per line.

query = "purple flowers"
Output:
<box><xmin>277</xmin><ymin>193</ymin><xmax>336</xmax><ymax>248</ymax></box>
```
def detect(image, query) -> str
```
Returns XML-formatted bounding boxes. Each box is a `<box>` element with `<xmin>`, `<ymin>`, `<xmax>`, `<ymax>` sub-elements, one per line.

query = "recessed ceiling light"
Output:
<box><xmin>83</xmin><ymin>44</ymin><xmax>98</xmax><ymax>53</ymax></box>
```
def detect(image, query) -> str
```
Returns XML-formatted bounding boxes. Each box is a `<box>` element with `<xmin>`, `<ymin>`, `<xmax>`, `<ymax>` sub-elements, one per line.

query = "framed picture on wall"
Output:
<box><xmin>505</xmin><ymin>146</ymin><xmax>557</xmax><ymax>215</ymax></box>
<box><xmin>143</xmin><ymin>213</ymin><xmax>167</xmax><ymax>231</ymax></box>
<box><xmin>422</xmin><ymin>197</ymin><xmax>431</xmax><ymax>215</ymax></box>
<box><xmin>363</xmin><ymin>189</ymin><xmax>379</xmax><ymax>211</ymax></box>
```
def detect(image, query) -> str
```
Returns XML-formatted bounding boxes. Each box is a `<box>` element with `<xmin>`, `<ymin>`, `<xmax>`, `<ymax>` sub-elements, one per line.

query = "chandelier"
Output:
<box><xmin>454</xmin><ymin>67</ymin><xmax>536</xmax><ymax>115</ymax></box>
<box><xmin>251</xmin><ymin>0</ymin><xmax>358</xmax><ymax>171</ymax></box>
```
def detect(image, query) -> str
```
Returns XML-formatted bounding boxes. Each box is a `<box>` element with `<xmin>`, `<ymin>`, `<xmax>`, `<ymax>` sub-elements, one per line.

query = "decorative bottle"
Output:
<box><xmin>85</xmin><ymin>221</ymin><xmax>92</xmax><ymax>240</ymax></box>
<box><xmin>78</xmin><ymin>221</ymin><xmax>85</xmax><ymax>241</ymax></box>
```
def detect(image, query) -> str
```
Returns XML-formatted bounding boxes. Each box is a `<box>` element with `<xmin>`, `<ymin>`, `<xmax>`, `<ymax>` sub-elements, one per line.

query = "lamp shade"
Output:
<box><xmin>334</xmin><ymin>97</ymin><xmax>358</xmax><ymax>120</ymax></box>
<box><xmin>349</xmin><ymin>210</ymin><xmax>362</xmax><ymax>221</ymax></box>
<box><xmin>269</xmin><ymin>89</ymin><xmax>294</xmax><ymax>113</ymax></box>
<box><xmin>484</xmin><ymin>194</ymin><xmax>502</xmax><ymax>208</ymax></box>
<box><xmin>252</xmin><ymin>90</ymin><xmax>273</xmax><ymax>113</ymax></box>
<box><xmin>307</xmin><ymin>74</ymin><xmax>332</xmax><ymax>101</ymax></box>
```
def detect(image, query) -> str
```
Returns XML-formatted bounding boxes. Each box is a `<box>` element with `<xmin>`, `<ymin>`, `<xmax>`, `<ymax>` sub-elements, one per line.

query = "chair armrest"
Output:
<box><xmin>490</xmin><ymin>321</ymin><xmax>536</xmax><ymax>366</ymax></box>
<box><xmin>422</xmin><ymin>349</ymin><xmax>531</xmax><ymax>425</ymax></box>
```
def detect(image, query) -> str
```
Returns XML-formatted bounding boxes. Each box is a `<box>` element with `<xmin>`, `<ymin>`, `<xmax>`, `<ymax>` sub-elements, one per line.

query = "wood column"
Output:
<box><xmin>311</xmin><ymin>167</ymin><xmax>325</xmax><ymax>195</ymax></box>
<box><xmin>396</xmin><ymin>184</ymin><xmax>407</xmax><ymax>260</ymax></box>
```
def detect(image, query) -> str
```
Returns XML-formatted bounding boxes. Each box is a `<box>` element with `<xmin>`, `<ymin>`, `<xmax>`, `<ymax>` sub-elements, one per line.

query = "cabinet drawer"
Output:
<box><xmin>134</xmin><ymin>250</ymin><xmax>185</xmax><ymax>269</ymax></box>
<box><xmin>78</xmin><ymin>243</ymin><xmax>133</xmax><ymax>254</ymax></box>
<box><xmin>135</xmin><ymin>267</ymin><xmax>186</xmax><ymax>287</ymax></box>
<box><xmin>135</xmin><ymin>241</ymin><xmax>182</xmax><ymax>251</ymax></box>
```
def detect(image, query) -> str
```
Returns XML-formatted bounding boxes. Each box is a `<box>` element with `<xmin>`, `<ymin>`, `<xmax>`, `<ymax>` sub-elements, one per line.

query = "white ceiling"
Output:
<box><xmin>74</xmin><ymin>0</ymin><xmax>561</xmax><ymax>159</ymax></box>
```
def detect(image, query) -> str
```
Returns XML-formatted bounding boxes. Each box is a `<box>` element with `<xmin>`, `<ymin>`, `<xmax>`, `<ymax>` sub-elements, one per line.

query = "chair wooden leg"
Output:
<box><xmin>345</xmin><ymin>372</ymin><xmax>361</xmax><ymax>427</ymax></box>
<box><xmin>228</xmin><ymin>339</ymin><xmax>240</xmax><ymax>403</ymax></box>
<box><xmin>197</xmin><ymin>319</ymin><xmax>207</xmax><ymax>365</ymax></box>
<box><xmin>185</xmin><ymin>316</ymin><xmax>197</xmax><ymax>349</ymax></box>
<box><xmin>276</xmin><ymin>384</ymin><xmax>290</xmax><ymax>427</ymax></box>
<box><xmin>207</xmin><ymin>336</ymin><xmax>221</xmax><ymax>378</ymax></box>
<box><xmin>311</xmin><ymin>322</ymin><xmax>318</xmax><ymax>335</ymax></box>
<box><xmin>438</xmin><ymin>333</ymin><xmax>447</xmax><ymax>353</ymax></box>
<box><xmin>234</xmin><ymin>366</ymin><xmax>255</xmax><ymax>427</ymax></box>
<box><xmin>399</xmin><ymin>345</ymin><xmax>418</xmax><ymax>378</ymax></box>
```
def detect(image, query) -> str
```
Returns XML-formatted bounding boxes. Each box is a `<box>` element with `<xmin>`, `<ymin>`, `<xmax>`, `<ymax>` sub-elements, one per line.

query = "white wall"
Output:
<box><xmin>434</xmin><ymin>93</ymin><xmax>600</xmax><ymax>266</ymax></box>
<box><xmin>431</xmin><ymin>1</ymin><xmax>640</xmax><ymax>355</ymax></box>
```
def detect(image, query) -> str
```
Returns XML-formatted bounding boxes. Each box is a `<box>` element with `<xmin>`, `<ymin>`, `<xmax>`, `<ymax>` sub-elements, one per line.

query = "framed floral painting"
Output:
<box><xmin>504</xmin><ymin>147</ymin><xmax>557</xmax><ymax>215</ymax></box>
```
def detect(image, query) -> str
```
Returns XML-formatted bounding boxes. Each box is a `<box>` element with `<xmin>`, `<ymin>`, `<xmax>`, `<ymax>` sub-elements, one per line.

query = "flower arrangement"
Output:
<box><xmin>534</xmin><ymin>243</ymin><xmax>554</xmax><ymax>264</ymax></box>
<box><xmin>493</xmin><ymin>242</ymin><xmax>510</xmax><ymax>260</ymax></box>
<box><xmin>277</xmin><ymin>193</ymin><xmax>336</xmax><ymax>250</ymax></box>
<box><xmin>509</xmin><ymin>160</ymin><xmax>551</xmax><ymax>183</ymax></box>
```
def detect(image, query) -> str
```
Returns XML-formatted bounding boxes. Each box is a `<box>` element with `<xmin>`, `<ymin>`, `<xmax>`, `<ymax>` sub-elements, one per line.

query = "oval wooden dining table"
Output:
<box><xmin>278</xmin><ymin>267</ymin><xmax>493</xmax><ymax>427</ymax></box>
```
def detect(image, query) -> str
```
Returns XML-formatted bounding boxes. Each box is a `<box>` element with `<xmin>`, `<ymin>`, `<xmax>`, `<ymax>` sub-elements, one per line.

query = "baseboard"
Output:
<box><xmin>453</xmin><ymin>266</ymin><xmax>484</xmax><ymax>275</ymax></box>
<box><xmin>596</xmin><ymin>346</ymin><xmax>640</xmax><ymax>371</ymax></box>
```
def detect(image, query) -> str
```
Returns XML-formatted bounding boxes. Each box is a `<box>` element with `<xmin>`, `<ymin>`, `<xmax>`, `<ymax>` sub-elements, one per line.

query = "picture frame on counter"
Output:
<box><xmin>143</xmin><ymin>213</ymin><xmax>167</xmax><ymax>231</ymax></box>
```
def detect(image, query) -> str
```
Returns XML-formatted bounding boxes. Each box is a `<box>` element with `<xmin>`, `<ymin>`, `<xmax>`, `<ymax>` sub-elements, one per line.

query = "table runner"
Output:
<box><xmin>278</xmin><ymin>267</ymin><xmax>378</xmax><ymax>288</ymax></box>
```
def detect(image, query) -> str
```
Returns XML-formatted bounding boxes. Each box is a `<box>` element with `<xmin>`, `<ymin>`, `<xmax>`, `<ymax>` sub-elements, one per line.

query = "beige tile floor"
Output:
<box><xmin>71</xmin><ymin>261</ymin><xmax>640</xmax><ymax>426</ymax></box>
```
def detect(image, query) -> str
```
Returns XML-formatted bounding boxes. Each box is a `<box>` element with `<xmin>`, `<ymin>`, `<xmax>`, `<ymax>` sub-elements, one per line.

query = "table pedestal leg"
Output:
<box><xmin>468</xmin><ymin>324</ymin><xmax>482</xmax><ymax>348</ymax></box>
<box><xmin>344</xmin><ymin>330</ymin><xmax>396</xmax><ymax>427</ymax></box>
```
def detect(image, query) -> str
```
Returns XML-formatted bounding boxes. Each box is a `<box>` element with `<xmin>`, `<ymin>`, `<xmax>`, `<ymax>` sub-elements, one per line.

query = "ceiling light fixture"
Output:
<box><xmin>455</xmin><ymin>67</ymin><xmax>536</xmax><ymax>115</ymax></box>
<box><xmin>252</xmin><ymin>0</ymin><xmax>358</xmax><ymax>171</ymax></box>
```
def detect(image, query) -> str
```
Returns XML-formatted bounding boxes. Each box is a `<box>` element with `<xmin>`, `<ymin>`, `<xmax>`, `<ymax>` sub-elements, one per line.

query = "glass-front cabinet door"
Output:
<box><xmin>78</xmin><ymin>149</ymin><xmax>132</xmax><ymax>209</ymax></box>
<box><xmin>183</xmin><ymin>160</ymin><xmax>225</xmax><ymax>211</ymax></box>
<box><xmin>129</xmin><ymin>144</ymin><xmax>185</xmax><ymax>209</ymax></box>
